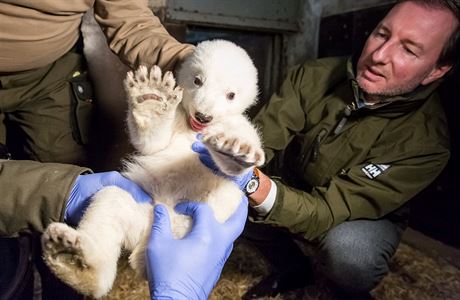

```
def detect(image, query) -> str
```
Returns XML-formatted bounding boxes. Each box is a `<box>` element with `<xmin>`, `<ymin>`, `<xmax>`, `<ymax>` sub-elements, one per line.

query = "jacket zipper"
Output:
<box><xmin>311</xmin><ymin>128</ymin><xmax>328</xmax><ymax>162</ymax></box>
<box><xmin>300</xmin><ymin>103</ymin><xmax>358</xmax><ymax>168</ymax></box>
<box><xmin>333</xmin><ymin>103</ymin><xmax>355</xmax><ymax>135</ymax></box>
<box><xmin>310</xmin><ymin>103</ymin><xmax>357</xmax><ymax>164</ymax></box>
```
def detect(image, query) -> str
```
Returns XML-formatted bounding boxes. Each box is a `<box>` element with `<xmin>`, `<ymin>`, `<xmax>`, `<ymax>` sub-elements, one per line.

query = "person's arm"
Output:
<box><xmin>252</xmin><ymin>65</ymin><xmax>309</xmax><ymax>164</ymax></box>
<box><xmin>0</xmin><ymin>160</ymin><xmax>151</xmax><ymax>236</ymax></box>
<box><xmin>196</xmin><ymin>136</ymin><xmax>449</xmax><ymax>240</ymax></box>
<box><xmin>145</xmin><ymin>198</ymin><xmax>248</xmax><ymax>300</ymax></box>
<box><xmin>252</xmin><ymin>58</ymin><xmax>349</xmax><ymax>165</ymax></box>
<box><xmin>93</xmin><ymin>0</ymin><xmax>194</xmax><ymax>71</ymax></box>
<box><xmin>258</xmin><ymin>143</ymin><xmax>450</xmax><ymax>239</ymax></box>
<box><xmin>0</xmin><ymin>160</ymin><xmax>87</xmax><ymax>236</ymax></box>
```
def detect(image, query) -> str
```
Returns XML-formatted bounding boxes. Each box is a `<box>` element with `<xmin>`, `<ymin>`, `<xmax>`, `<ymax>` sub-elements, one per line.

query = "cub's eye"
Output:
<box><xmin>194</xmin><ymin>76</ymin><xmax>203</xmax><ymax>87</ymax></box>
<box><xmin>226</xmin><ymin>92</ymin><xmax>235</xmax><ymax>100</ymax></box>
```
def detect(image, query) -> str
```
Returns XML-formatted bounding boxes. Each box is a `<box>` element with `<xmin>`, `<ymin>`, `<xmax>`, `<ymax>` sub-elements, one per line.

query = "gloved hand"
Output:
<box><xmin>192</xmin><ymin>139</ymin><xmax>253</xmax><ymax>190</ymax></box>
<box><xmin>65</xmin><ymin>171</ymin><xmax>151</xmax><ymax>226</ymax></box>
<box><xmin>146</xmin><ymin>197</ymin><xmax>249</xmax><ymax>300</ymax></box>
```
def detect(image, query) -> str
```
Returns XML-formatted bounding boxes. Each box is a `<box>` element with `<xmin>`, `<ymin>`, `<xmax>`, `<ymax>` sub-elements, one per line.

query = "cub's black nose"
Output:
<box><xmin>195</xmin><ymin>112</ymin><xmax>213</xmax><ymax>124</ymax></box>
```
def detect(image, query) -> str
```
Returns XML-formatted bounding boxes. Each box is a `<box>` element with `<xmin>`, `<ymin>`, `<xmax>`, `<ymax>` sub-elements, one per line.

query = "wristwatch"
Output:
<box><xmin>244</xmin><ymin>168</ymin><xmax>260</xmax><ymax>196</ymax></box>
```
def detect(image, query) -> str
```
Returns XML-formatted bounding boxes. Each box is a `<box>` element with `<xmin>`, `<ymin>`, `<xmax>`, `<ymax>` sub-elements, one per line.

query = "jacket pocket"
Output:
<box><xmin>69</xmin><ymin>72</ymin><xmax>94</xmax><ymax>145</ymax></box>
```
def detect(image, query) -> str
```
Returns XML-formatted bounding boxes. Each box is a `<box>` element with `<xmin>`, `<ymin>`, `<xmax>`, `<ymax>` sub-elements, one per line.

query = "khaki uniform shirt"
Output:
<box><xmin>0</xmin><ymin>0</ymin><xmax>193</xmax><ymax>72</ymax></box>
<box><xmin>0</xmin><ymin>0</ymin><xmax>193</xmax><ymax>236</ymax></box>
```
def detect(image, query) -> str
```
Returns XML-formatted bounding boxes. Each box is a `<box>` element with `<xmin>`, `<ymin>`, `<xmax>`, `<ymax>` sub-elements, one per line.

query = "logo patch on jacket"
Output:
<box><xmin>362</xmin><ymin>163</ymin><xmax>390</xmax><ymax>179</ymax></box>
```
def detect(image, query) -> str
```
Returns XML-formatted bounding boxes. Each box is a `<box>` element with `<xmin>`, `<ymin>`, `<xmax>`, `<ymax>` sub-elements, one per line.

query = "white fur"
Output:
<box><xmin>41</xmin><ymin>40</ymin><xmax>265</xmax><ymax>298</ymax></box>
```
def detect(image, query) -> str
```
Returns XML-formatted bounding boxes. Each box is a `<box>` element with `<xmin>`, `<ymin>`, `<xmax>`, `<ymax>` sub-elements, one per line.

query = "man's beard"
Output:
<box><xmin>357</xmin><ymin>76</ymin><xmax>422</xmax><ymax>103</ymax></box>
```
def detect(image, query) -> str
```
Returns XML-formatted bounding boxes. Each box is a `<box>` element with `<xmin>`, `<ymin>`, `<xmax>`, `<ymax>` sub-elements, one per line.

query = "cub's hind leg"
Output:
<box><xmin>42</xmin><ymin>187</ymin><xmax>151</xmax><ymax>298</ymax></box>
<box><xmin>42</xmin><ymin>222</ymin><xmax>108</xmax><ymax>298</ymax></box>
<box><xmin>128</xmin><ymin>205</ymin><xmax>191</xmax><ymax>280</ymax></box>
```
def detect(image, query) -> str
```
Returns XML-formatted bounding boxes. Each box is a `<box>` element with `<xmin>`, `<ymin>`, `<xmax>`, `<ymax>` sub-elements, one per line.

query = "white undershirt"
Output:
<box><xmin>251</xmin><ymin>179</ymin><xmax>277</xmax><ymax>216</ymax></box>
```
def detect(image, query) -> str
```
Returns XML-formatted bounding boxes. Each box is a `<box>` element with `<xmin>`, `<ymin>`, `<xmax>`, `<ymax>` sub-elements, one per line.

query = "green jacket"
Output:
<box><xmin>253</xmin><ymin>56</ymin><xmax>450</xmax><ymax>240</ymax></box>
<box><xmin>0</xmin><ymin>160</ymin><xmax>88</xmax><ymax>236</ymax></box>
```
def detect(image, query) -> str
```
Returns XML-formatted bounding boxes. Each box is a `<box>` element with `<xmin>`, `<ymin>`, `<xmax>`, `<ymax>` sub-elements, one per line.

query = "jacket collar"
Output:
<box><xmin>346</xmin><ymin>56</ymin><xmax>442</xmax><ymax>118</ymax></box>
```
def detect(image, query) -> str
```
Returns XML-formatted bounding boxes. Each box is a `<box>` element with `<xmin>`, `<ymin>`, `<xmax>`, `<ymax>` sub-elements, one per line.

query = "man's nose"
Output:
<box><xmin>371</xmin><ymin>41</ymin><xmax>392</xmax><ymax>64</ymax></box>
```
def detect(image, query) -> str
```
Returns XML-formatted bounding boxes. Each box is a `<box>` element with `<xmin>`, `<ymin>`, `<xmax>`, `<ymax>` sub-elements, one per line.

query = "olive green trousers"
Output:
<box><xmin>0</xmin><ymin>51</ymin><xmax>94</xmax><ymax>299</ymax></box>
<box><xmin>0</xmin><ymin>51</ymin><xmax>93</xmax><ymax>165</ymax></box>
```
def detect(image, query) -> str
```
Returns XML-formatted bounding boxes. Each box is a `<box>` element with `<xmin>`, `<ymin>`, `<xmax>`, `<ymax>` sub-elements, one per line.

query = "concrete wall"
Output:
<box><xmin>285</xmin><ymin>0</ymin><xmax>396</xmax><ymax>68</ymax></box>
<box><xmin>150</xmin><ymin>0</ymin><xmax>396</xmax><ymax>73</ymax></box>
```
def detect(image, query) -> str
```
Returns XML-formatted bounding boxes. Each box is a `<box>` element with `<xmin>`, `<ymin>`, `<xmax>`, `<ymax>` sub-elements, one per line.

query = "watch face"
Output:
<box><xmin>246</xmin><ymin>178</ymin><xmax>259</xmax><ymax>194</ymax></box>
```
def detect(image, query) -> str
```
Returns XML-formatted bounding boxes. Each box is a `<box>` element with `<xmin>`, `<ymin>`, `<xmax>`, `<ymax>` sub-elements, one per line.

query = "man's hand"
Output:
<box><xmin>65</xmin><ymin>171</ymin><xmax>151</xmax><ymax>226</ymax></box>
<box><xmin>192</xmin><ymin>139</ymin><xmax>253</xmax><ymax>190</ymax></box>
<box><xmin>146</xmin><ymin>197</ymin><xmax>248</xmax><ymax>300</ymax></box>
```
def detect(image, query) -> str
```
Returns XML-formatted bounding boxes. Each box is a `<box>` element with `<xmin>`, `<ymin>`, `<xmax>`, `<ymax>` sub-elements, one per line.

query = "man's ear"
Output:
<box><xmin>421</xmin><ymin>64</ymin><xmax>453</xmax><ymax>85</ymax></box>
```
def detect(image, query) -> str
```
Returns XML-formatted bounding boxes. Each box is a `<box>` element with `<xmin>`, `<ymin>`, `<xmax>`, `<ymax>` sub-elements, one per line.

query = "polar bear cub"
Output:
<box><xmin>41</xmin><ymin>39</ymin><xmax>265</xmax><ymax>298</ymax></box>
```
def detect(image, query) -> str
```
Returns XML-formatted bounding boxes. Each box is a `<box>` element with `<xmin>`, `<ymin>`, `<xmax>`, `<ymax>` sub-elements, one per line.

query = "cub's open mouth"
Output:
<box><xmin>189</xmin><ymin>117</ymin><xmax>207</xmax><ymax>132</ymax></box>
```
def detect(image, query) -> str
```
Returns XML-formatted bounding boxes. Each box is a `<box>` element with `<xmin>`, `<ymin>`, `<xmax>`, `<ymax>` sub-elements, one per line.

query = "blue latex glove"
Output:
<box><xmin>65</xmin><ymin>171</ymin><xmax>151</xmax><ymax>226</ymax></box>
<box><xmin>192</xmin><ymin>139</ymin><xmax>253</xmax><ymax>190</ymax></box>
<box><xmin>146</xmin><ymin>197</ymin><xmax>249</xmax><ymax>300</ymax></box>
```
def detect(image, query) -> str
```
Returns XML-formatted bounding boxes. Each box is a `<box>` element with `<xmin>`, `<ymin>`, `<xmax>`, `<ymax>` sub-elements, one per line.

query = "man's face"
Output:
<box><xmin>356</xmin><ymin>1</ymin><xmax>458</xmax><ymax>100</ymax></box>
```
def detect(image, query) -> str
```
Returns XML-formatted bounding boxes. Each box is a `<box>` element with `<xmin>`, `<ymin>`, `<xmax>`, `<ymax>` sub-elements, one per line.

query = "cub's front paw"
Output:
<box><xmin>202</xmin><ymin>133</ymin><xmax>265</xmax><ymax>176</ymax></box>
<box><xmin>124</xmin><ymin>66</ymin><xmax>183</xmax><ymax>126</ymax></box>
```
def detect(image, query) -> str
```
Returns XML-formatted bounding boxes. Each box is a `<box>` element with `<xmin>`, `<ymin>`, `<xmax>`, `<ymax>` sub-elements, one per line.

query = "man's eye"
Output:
<box><xmin>375</xmin><ymin>32</ymin><xmax>387</xmax><ymax>39</ymax></box>
<box><xmin>403</xmin><ymin>46</ymin><xmax>417</xmax><ymax>56</ymax></box>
